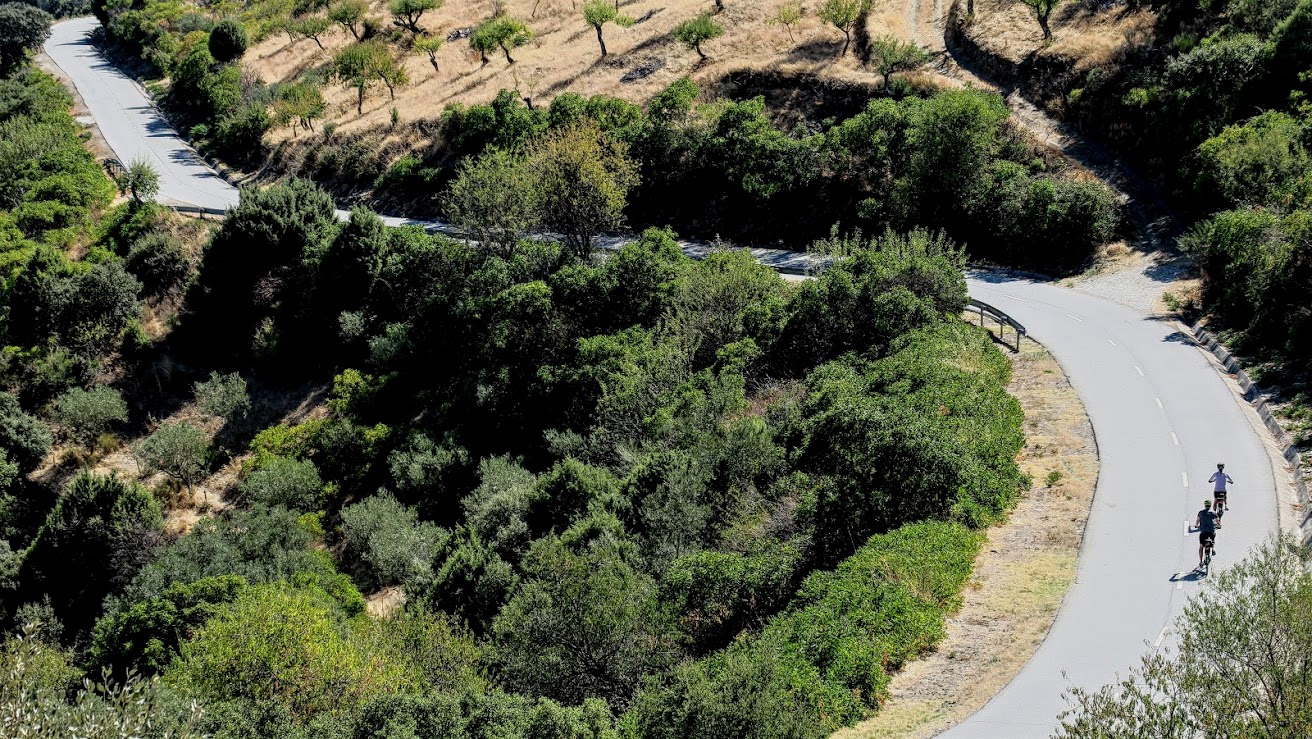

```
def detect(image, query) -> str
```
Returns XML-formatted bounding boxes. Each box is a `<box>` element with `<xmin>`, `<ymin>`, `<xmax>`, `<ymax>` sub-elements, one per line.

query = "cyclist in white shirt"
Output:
<box><xmin>1209</xmin><ymin>463</ymin><xmax>1233</xmax><ymax>518</ymax></box>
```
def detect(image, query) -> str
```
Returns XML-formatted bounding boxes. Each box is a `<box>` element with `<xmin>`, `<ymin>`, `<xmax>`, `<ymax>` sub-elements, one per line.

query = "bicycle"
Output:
<box><xmin>1200</xmin><ymin>532</ymin><xmax>1215</xmax><ymax>574</ymax></box>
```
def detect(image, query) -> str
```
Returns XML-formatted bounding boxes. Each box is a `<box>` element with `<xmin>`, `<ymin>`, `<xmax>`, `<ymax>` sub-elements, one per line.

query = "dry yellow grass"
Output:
<box><xmin>961</xmin><ymin>0</ymin><xmax>1155</xmax><ymax>70</ymax></box>
<box><xmin>248</xmin><ymin>0</ymin><xmax>929</xmax><ymax>140</ymax></box>
<box><xmin>834</xmin><ymin>324</ymin><xmax>1098</xmax><ymax>739</ymax></box>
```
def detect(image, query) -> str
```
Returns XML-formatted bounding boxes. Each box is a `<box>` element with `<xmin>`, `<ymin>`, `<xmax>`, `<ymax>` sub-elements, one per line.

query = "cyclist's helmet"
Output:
<box><xmin>1218</xmin><ymin>463</ymin><xmax>1225</xmax><ymax>469</ymax></box>
<box><xmin>1203</xmin><ymin>500</ymin><xmax>1212</xmax><ymax>508</ymax></box>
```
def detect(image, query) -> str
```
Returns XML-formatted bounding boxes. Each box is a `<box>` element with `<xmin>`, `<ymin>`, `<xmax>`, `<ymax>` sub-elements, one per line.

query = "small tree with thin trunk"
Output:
<box><xmin>390</xmin><ymin>0</ymin><xmax>439</xmax><ymax>33</ymax></box>
<box><xmin>868</xmin><ymin>35</ymin><xmax>931</xmax><ymax>90</ymax></box>
<box><xmin>293</xmin><ymin>16</ymin><xmax>333</xmax><ymax>49</ymax></box>
<box><xmin>328</xmin><ymin>0</ymin><xmax>367</xmax><ymax>40</ymax></box>
<box><xmin>817</xmin><ymin>0</ymin><xmax>869</xmax><ymax>56</ymax></box>
<box><xmin>583</xmin><ymin>0</ymin><xmax>633</xmax><ymax>58</ymax></box>
<box><xmin>120</xmin><ymin>158</ymin><xmax>160</xmax><ymax>205</ymax></box>
<box><xmin>373</xmin><ymin>54</ymin><xmax>409</xmax><ymax>99</ymax></box>
<box><xmin>1019</xmin><ymin>0</ymin><xmax>1061</xmax><ymax>41</ymax></box>
<box><xmin>472</xmin><ymin>16</ymin><xmax>532</xmax><ymax>65</ymax></box>
<box><xmin>671</xmin><ymin>14</ymin><xmax>723</xmax><ymax>61</ymax></box>
<box><xmin>135</xmin><ymin>422</ymin><xmax>210</xmax><ymax>500</ymax></box>
<box><xmin>333</xmin><ymin>42</ymin><xmax>387</xmax><ymax>114</ymax></box>
<box><xmin>414</xmin><ymin>33</ymin><xmax>443</xmax><ymax>71</ymax></box>
<box><xmin>768</xmin><ymin>1</ymin><xmax>804</xmax><ymax>42</ymax></box>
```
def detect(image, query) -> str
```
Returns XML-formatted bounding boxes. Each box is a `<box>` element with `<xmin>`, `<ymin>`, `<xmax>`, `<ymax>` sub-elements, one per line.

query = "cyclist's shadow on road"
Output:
<box><xmin>1169</xmin><ymin>568</ymin><xmax>1207</xmax><ymax>583</ymax></box>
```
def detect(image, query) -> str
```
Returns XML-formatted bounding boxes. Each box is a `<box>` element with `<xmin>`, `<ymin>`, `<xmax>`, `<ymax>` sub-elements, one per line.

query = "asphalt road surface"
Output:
<box><xmin>43</xmin><ymin>17</ymin><xmax>1282</xmax><ymax>738</ymax></box>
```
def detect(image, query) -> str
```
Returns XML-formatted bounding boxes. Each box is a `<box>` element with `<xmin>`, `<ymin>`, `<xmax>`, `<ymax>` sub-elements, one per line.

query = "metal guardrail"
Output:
<box><xmin>969</xmin><ymin>297</ymin><xmax>1026</xmax><ymax>351</ymax></box>
<box><xmin>102</xmin><ymin>157</ymin><xmax>125</xmax><ymax>180</ymax></box>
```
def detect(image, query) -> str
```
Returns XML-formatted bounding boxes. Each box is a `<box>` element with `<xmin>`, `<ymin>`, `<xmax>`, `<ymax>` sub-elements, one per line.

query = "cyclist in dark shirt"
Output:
<box><xmin>1195</xmin><ymin>500</ymin><xmax>1218</xmax><ymax>569</ymax></box>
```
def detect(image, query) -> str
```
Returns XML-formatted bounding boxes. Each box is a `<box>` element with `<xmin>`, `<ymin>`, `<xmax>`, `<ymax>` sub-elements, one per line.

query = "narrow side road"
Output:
<box><xmin>43</xmin><ymin>17</ymin><xmax>1283</xmax><ymax>738</ymax></box>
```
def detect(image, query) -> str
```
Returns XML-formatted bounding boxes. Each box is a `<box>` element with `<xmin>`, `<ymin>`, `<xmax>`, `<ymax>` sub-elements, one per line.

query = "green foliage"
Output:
<box><xmin>20</xmin><ymin>472</ymin><xmax>162</xmax><ymax>632</ymax></box>
<box><xmin>194</xmin><ymin>370</ymin><xmax>251</xmax><ymax>421</ymax></box>
<box><xmin>134</xmin><ymin>422</ymin><xmax>210</xmax><ymax>494</ymax></box>
<box><xmin>51</xmin><ymin>385</ymin><xmax>128</xmax><ymax>448</ymax></box>
<box><xmin>413</xmin><ymin>31</ymin><xmax>443</xmax><ymax>69</ymax></box>
<box><xmin>0</xmin><ymin>2</ymin><xmax>51</xmax><ymax>73</ymax></box>
<box><xmin>493</xmin><ymin>528</ymin><xmax>677</xmax><ymax>709</ymax></box>
<box><xmin>292</xmin><ymin>15</ymin><xmax>333</xmax><ymax>48</ymax></box>
<box><xmin>525</xmin><ymin>121</ymin><xmax>638</xmax><ymax>257</ymax></box>
<box><xmin>670</xmin><ymin>14</ymin><xmax>723</xmax><ymax>59</ymax></box>
<box><xmin>816</xmin><ymin>0</ymin><xmax>868</xmax><ymax>55</ymax></box>
<box><xmin>1058</xmin><ymin>536</ymin><xmax>1312</xmax><ymax>737</ymax></box>
<box><xmin>583</xmin><ymin>0</ymin><xmax>633</xmax><ymax>57</ymax></box>
<box><xmin>208</xmin><ymin>20</ymin><xmax>249</xmax><ymax>63</ymax></box>
<box><xmin>89</xmin><ymin>574</ymin><xmax>248</xmax><ymax>676</ymax></box>
<box><xmin>470</xmin><ymin>16</ymin><xmax>532</xmax><ymax>65</ymax></box>
<box><xmin>767</xmin><ymin>1</ymin><xmax>804</xmax><ymax>40</ymax></box>
<box><xmin>332</xmin><ymin>41</ymin><xmax>395</xmax><ymax>114</ymax></box>
<box><xmin>446</xmin><ymin>148</ymin><xmax>536</xmax><ymax>256</ymax></box>
<box><xmin>0</xmin><ymin>391</ymin><xmax>52</xmax><ymax>474</ymax></box>
<box><xmin>167</xmin><ymin>582</ymin><xmax>416</xmax><ymax>719</ymax></box>
<box><xmin>122</xmin><ymin>506</ymin><xmax>336</xmax><ymax>604</ymax></box>
<box><xmin>868</xmin><ymin>36</ymin><xmax>931</xmax><ymax>90</ymax></box>
<box><xmin>0</xmin><ymin>626</ymin><xmax>207</xmax><ymax>737</ymax></box>
<box><xmin>1197</xmin><ymin>111</ymin><xmax>1310</xmax><ymax>209</ymax></box>
<box><xmin>120</xmin><ymin>158</ymin><xmax>160</xmax><ymax>204</ymax></box>
<box><xmin>340</xmin><ymin>492</ymin><xmax>443</xmax><ymax>590</ymax></box>
<box><xmin>240</xmin><ymin>456</ymin><xmax>325</xmax><ymax>510</ymax></box>
<box><xmin>389</xmin><ymin>0</ymin><xmax>438</xmax><ymax>33</ymax></box>
<box><xmin>328</xmin><ymin>0</ymin><xmax>367</xmax><ymax>39</ymax></box>
<box><xmin>125</xmin><ymin>229</ymin><xmax>193</xmax><ymax>296</ymax></box>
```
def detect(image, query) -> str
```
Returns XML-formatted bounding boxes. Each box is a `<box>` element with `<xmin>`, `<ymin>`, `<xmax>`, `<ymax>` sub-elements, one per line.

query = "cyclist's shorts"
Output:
<box><xmin>1201</xmin><ymin>531</ymin><xmax>1216</xmax><ymax>548</ymax></box>
<box><xmin>1214</xmin><ymin>490</ymin><xmax>1227</xmax><ymax>500</ymax></box>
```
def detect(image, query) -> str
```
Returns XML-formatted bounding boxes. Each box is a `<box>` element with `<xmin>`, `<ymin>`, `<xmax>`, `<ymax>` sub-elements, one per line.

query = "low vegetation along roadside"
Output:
<box><xmin>0</xmin><ymin>10</ymin><xmax>1051</xmax><ymax>738</ymax></box>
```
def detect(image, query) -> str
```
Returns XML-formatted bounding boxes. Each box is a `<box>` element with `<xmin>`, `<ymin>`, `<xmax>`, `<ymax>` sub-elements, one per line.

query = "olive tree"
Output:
<box><xmin>51</xmin><ymin>385</ymin><xmax>128</xmax><ymax>449</ymax></box>
<box><xmin>333</xmin><ymin>42</ymin><xmax>387</xmax><ymax>114</ymax></box>
<box><xmin>134</xmin><ymin>422</ymin><xmax>210</xmax><ymax>499</ymax></box>
<box><xmin>193</xmin><ymin>371</ymin><xmax>250</xmax><ymax>422</ymax></box>
<box><xmin>389</xmin><ymin>0</ymin><xmax>438</xmax><ymax>33</ymax></box>
<box><xmin>524</xmin><ymin>121</ymin><xmax>638</xmax><ymax>258</ymax></box>
<box><xmin>328</xmin><ymin>0</ymin><xmax>367</xmax><ymax>40</ymax></box>
<box><xmin>583</xmin><ymin>0</ymin><xmax>633</xmax><ymax>58</ymax></box>
<box><xmin>767</xmin><ymin>1</ymin><xmax>803</xmax><ymax>41</ymax></box>
<box><xmin>413</xmin><ymin>32</ymin><xmax>443</xmax><ymax>71</ymax></box>
<box><xmin>1058</xmin><ymin>535</ymin><xmax>1312</xmax><ymax>737</ymax></box>
<box><xmin>471</xmin><ymin>16</ymin><xmax>532</xmax><ymax>65</ymax></box>
<box><xmin>671</xmin><ymin>14</ymin><xmax>723</xmax><ymax>60</ymax></box>
<box><xmin>817</xmin><ymin>0</ymin><xmax>869</xmax><ymax>56</ymax></box>
<box><xmin>293</xmin><ymin>16</ymin><xmax>333</xmax><ymax>49</ymax></box>
<box><xmin>1019</xmin><ymin>0</ymin><xmax>1061</xmax><ymax>41</ymax></box>
<box><xmin>868</xmin><ymin>35</ymin><xmax>931</xmax><ymax>90</ymax></box>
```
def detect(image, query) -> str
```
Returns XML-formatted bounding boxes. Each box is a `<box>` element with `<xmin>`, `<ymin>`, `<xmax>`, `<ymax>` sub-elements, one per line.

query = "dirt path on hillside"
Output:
<box><xmin>835</xmin><ymin>325</ymin><xmax>1098</xmax><ymax>739</ymax></box>
<box><xmin>894</xmin><ymin>0</ymin><xmax>1193</xmax><ymax>308</ymax></box>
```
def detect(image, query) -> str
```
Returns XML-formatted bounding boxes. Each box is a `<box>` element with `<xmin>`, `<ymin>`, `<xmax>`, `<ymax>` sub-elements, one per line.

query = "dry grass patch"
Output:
<box><xmin>959</xmin><ymin>0</ymin><xmax>1155</xmax><ymax>69</ymax></box>
<box><xmin>834</xmin><ymin>327</ymin><xmax>1097</xmax><ymax>739</ymax></box>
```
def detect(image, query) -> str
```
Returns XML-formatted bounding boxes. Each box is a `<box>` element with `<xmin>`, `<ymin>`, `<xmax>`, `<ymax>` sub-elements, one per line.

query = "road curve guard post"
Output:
<box><xmin>968</xmin><ymin>298</ymin><xmax>1026</xmax><ymax>352</ymax></box>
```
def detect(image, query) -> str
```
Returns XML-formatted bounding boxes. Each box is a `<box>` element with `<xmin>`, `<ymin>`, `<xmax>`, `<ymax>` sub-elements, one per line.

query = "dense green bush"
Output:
<box><xmin>0</xmin><ymin>391</ymin><xmax>52</xmax><ymax>474</ymax></box>
<box><xmin>125</xmin><ymin>229</ymin><xmax>193</xmax><ymax>295</ymax></box>
<box><xmin>207</xmin><ymin>19</ymin><xmax>248</xmax><ymax>63</ymax></box>
<box><xmin>239</xmin><ymin>456</ymin><xmax>325</xmax><ymax>510</ymax></box>
<box><xmin>0</xmin><ymin>3</ymin><xmax>51</xmax><ymax>73</ymax></box>
<box><xmin>339</xmin><ymin>492</ymin><xmax>442</xmax><ymax>590</ymax></box>
<box><xmin>51</xmin><ymin>385</ymin><xmax>129</xmax><ymax>447</ymax></box>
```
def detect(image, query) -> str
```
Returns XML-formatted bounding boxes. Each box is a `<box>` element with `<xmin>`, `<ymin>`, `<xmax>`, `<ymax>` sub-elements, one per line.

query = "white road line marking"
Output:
<box><xmin>1177</xmin><ymin>581</ymin><xmax>1183</xmax><ymax>590</ymax></box>
<box><xmin>1000</xmin><ymin>293</ymin><xmax>1028</xmax><ymax>302</ymax></box>
<box><xmin>1108</xmin><ymin>339</ymin><xmax>1118</xmax><ymax>347</ymax></box>
<box><xmin>1155</xmin><ymin>397</ymin><xmax>1164</xmax><ymax>409</ymax></box>
<box><xmin>1182</xmin><ymin>472</ymin><xmax>1189</xmax><ymax>488</ymax></box>
<box><xmin>1171</xmin><ymin>432</ymin><xmax>1180</xmax><ymax>446</ymax></box>
<box><xmin>1154</xmin><ymin>628</ymin><xmax>1168</xmax><ymax>647</ymax></box>
<box><xmin>1066</xmin><ymin>313</ymin><xmax>1083</xmax><ymax>322</ymax></box>
<box><xmin>1134</xmin><ymin>365</ymin><xmax>1145</xmax><ymax>376</ymax></box>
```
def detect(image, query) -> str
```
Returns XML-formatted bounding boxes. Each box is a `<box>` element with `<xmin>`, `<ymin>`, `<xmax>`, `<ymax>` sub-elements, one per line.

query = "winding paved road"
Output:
<box><xmin>43</xmin><ymin>17</ymin><xmax>1282</xmax><ymax>737</ymax></box>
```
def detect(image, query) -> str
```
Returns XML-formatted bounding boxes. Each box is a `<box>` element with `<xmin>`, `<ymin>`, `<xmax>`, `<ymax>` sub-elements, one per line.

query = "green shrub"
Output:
<box><xmin>193</xmin><ymin>370</ymin><xmax>251</xmax><ymax>421</ymax></box>
<box><xmin>207</xmin><ymin>20</ymin><xmax>249</xmax><ymax>63</ymax></box>
<box><xmin>0</xmin><ymin>391</ymin><xmax>52</xmax><ymax>474</ymax></box>
<box><xmin>239</xmin><ymin>456</ymin><xmax>325</xmax><ymax>510</ymax></box>
<box><xmin>339</xmin><ymin>492</ymin><xmax>442</xmax><ymax>590</ymax></box>
<box><xmin>125</xmin><ymin>229</ymin><xmax>192</xmax><ymax>296</ymax></box>
<box><xmin>51</xmin><ymin>385</ymin><xmax>128</xmax><ymax>448</ymax></box>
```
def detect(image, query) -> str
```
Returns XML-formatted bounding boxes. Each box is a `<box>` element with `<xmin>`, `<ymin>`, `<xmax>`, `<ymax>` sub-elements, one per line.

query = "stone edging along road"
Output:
<box><xmin>44</xmin><ymin>17</ymin><xmax>1288</xmax><ymax>738</ymax></box>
